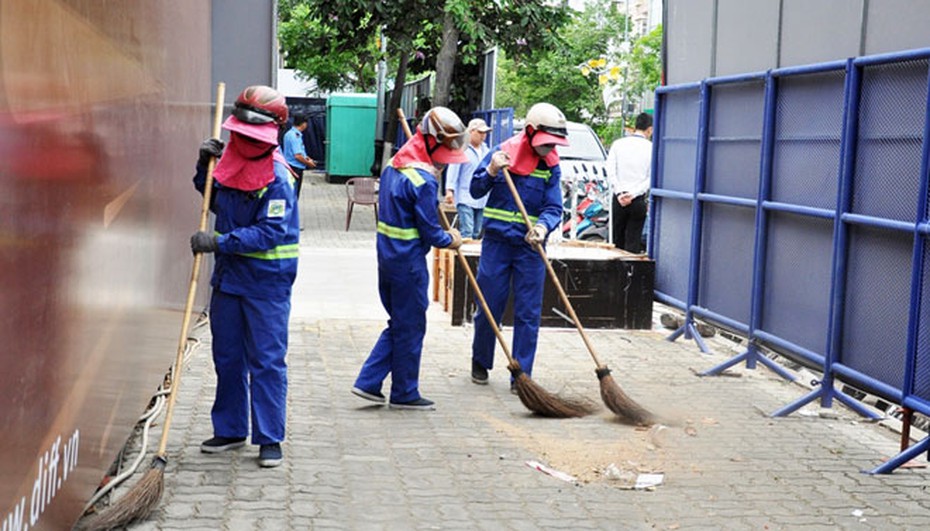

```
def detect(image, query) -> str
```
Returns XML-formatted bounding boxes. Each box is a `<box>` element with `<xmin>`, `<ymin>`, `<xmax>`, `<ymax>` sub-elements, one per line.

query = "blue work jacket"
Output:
<box><xmin>376</xmin><ymin>162</ymin><xmax>452</xmax><ymax>267</ymax></box>
<box><xmin>470</xmin><ymin>148</ymin><xmax>563</xmax><ymax>245</ymax></box>
<box><xmin>193</xmin><ymin>159</ymin><xmax>300</xmax><ymax>299</ymax></box>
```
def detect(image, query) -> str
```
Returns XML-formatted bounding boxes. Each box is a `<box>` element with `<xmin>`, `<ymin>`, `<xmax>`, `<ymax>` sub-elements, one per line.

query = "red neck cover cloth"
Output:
<box><xmin>499</xmin><ymin>130</ymin><xmax>560</xmax><ymax>175</ymax></box>
<box><xmin>213</xmin><ymin>133</ymin><xmax>278</xmax><ymax>191</ymax></box>
<box><xmin>391</xmin><ymin>128</ymin><xmax>435</xmax><ymax>170</ymax></box>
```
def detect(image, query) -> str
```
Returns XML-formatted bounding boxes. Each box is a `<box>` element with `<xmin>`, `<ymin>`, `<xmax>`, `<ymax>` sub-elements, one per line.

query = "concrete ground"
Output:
<box><xmin>88</xmin><ymin>171</ymin><xmax>929</xmax><ymax>530</ymax></box>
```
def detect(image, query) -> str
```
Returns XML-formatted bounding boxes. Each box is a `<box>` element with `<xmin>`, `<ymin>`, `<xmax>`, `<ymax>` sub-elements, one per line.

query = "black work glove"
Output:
<box><xmin>190</xmin><ymin>231</ymin><xmax>218</xmax><ymax>254</ymax></box>
<box><xmin>198</xmin><ymin>138</ymin><xmax>225</xmax><ymax>167</ymax></box>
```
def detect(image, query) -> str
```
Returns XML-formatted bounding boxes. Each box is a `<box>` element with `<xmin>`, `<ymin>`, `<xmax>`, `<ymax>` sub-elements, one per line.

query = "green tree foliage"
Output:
<box><xmin>496</xmin><ymin>0</ymin><xmax>626</xmax><ymax>124</ymax></box>
<box><xmin>278</xmin><ymin>3</ymin><xmax>379</xmax><ymax>92</ymax></box>
<box><xmin>628</xmin><ymin>25</ymin><xmax>663</xmax><ymax>101</ymax></box>
<box><xmin>277</xmin><ymin>0</ymin><xmax>569</xmax><ymax>112</ymax></box>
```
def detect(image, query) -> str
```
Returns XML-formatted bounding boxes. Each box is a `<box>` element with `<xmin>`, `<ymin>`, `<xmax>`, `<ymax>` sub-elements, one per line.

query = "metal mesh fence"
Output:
<box><xmin>654</xmin><ymin>199</ymin><xmax>692</xmax><ymax>305</ymax></box>
<box><xmin>705</xmin><ymin>80</ymin><xmax>765</xmax><ymax>199</ymax></box>
<box><xmin>917</xmin><ymin>244</ymin><xmax>930</xmax><ymax>403</ymax></box>
<box><xmin>760</xmin><ymin>211</ymin><xmax>833</xmax><ymax>358</ymax></box>
<box><xmin>840</xmin><ymin>225</ymin><xmax>911</xmax><ymax>395</ymax></box>
<box><xmin>772</xmin><ymin>70</ymin><xmax>845</xmax><ymax>209</ymax></box>
<box><xmin>851</xmin><ymin>60</ymin><xmax>928</xmax><ymax>222</ymax></box>
<box><xmin>698</xmin><ymin>202</ymin><xmax>755</xmax><ymax>327</ymax></box>
<box><xmin>658</xmin><ymin>89</ymin><xmax>701</xmax><ymax>193</ymax></box>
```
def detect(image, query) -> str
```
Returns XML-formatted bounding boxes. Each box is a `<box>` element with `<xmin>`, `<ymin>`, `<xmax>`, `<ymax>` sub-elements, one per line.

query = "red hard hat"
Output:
<box><xmin>233</xmin><ymin>85</ymin><xmax>288</xmax><ymax>125</ymax></box>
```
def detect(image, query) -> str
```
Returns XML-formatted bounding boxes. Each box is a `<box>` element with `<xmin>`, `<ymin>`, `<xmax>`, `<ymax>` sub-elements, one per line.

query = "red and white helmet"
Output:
<box><xmin>222</xmin><ymin>85</ymin><xmax>288</xmax><ymax>145</ymax></box>
<box><xmin>419</xmin><ymin>106</ymin><xmax>468</xmax><ymax>164</ymax></box>
<box><xmin>524</xmin><ymin>102</ymin><xmax>569</xmax><ymax>147</ymax></box>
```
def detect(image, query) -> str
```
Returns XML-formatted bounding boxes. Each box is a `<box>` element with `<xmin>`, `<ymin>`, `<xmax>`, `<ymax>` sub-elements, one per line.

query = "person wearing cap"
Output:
<box><xmin>467</xmin><ymin>102</ymin><xmax>569</xmax><ymax>392</ymax></box>
<box><xmin>351</xmin><ymin>106</ymin><xmax>465</xmax><ymax>410</ymax></box>
<box><xmin>189</xmin><ymin>85</ymin><xmax>299</xmax><ymax>468</ymax></box>
<box><xmin>282</xmin><ymin>114</ymin><xmax>316</xmax><ymax>199</ymax></box>
<box><xmin>444</xmin><ymin>118</ymin><xmax>492</xmax><ymax>239</ymax></box>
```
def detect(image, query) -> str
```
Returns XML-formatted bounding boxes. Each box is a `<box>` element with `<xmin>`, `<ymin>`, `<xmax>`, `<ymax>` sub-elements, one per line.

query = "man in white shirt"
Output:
<box><xmin>605</xmin><ymin>112</ymin><xmax>653</xmax><ymax>253</ymax></box>
<box><xmin>444</xmin><ymin>118</ymin><xmax>492</xmax><ymax>239</ymax></box>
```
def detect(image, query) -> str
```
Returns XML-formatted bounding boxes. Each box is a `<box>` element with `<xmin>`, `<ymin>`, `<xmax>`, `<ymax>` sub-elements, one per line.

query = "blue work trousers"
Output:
<box><xmin>354</xmin><ymin>259</ymin><xmax>429</xmax><ymax>403</ymax></box>
<box><xmin>471</xmin><ymin>238</ymin><xmax>546</xmax><ymax>377</ymax></box>
<box><xmin>209</xmin><ymin>290</ymin><xmax>290</xmax><ymax>444</ymax></box>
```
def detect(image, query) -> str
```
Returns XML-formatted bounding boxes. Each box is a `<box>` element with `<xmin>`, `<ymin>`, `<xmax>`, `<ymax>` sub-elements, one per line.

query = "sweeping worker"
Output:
<box><xmin>190</xmin><ymin>85</ymin><xmax>299</xmax><ymax>468</ymax></box>
<box><xmin>351</xmin><ymin>106</ymin><xmax>465</xmax><ymax>410</ymax></box>
<box><xmin>468</xmin><ymin>103</ymin><xmax>568</xmax><ymax>392</ymax></box>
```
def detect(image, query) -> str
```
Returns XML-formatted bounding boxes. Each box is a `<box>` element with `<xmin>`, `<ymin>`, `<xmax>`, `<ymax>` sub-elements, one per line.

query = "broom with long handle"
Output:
<box><xmin>84</xmin><ymin>82</ymin><xmax>226</xmax><ymax>530</ymax></box>
<box><xmin>501</xmin><ymin>167</ymin><xmax>655</xmax><ymax>425</ymax></box>
<box><xmin>396</xmin><ymin>109</ymin><xmax>593</xmax><ymax>418</ymax></box>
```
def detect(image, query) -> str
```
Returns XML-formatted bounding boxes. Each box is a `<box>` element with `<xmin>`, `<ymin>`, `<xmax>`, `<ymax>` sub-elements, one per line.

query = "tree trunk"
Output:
<box><xmin>432</xmin><ymin>10</ymin><xmax>459</xmax><ymax>108</ymax></box>
<box><xmin>381</xmin><ymin>52</ymin><xmax>410</xmax><ymax>171</ymax></box>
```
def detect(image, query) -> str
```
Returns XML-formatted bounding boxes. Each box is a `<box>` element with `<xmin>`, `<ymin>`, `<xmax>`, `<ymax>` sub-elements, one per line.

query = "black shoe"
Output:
<box><xmin>388</xmin><ymin>397</ymin><xmax>436</xmax><ymax>410</ymax></box>
<box><xmin>200</xmin><ymin>436</ymin><xmax>246</xmax><ymax>454</ymax></box>
<box><xmin>258</xmin><ymin>443</ymin><xmax>283</xmax><ymax>468</ymax></box>
<box><xmin>471</xmin><ymin>361</ymin><xmax>489</xmax><ymax>385</ymax></box>
<box><xmin>510</xmin><ymin>381</ymin><xmax>518</xmax><ymax>395</ymax></box>
<box><xmin>352</xmin><ymin>386</ymin><xmax>386</xmax><ymax>403</ymax></box>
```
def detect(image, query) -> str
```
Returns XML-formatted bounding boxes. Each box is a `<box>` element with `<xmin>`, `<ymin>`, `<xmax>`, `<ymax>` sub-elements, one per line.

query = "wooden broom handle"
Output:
<box><xmin>396</xmin><ymin>108</ymin><xmax>519</xmax><ymax>366</ymax></box>
<box><xmin>501</xmin><ymin>167</ymin><xmax>607</xmax><ymax>369</ymax></box>
<box><xmin>158</xmin><ymin>82</ymin><xmax>226</xmax><ymax>455</ymax></box>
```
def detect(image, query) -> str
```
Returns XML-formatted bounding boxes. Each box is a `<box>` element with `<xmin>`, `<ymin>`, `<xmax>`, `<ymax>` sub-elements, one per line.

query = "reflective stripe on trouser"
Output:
<box><xmin>209</xmin><ymin>290</ymin><xmax>290</xmax><ymax>444</ymax></box>
<box><xmin>471</xmin><ymin>238</ymin><xmax>546</xmax><ymax>378</ymax></box>
<box><xmin>353</xmin><ymin>260</ymin><xmax>429</xmax><ymax>403</ymax></box>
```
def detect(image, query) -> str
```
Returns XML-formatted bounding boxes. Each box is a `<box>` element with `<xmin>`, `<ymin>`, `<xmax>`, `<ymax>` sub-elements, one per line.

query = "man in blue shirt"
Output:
<box><xmin>282</xmin><ymin>114</ymin><xmax>316</xmax><ymax>198</ymax></box>
<box><xmin>444</xmin><ymin>118</ymin><xmax>491</xmax><ymax>239</ymax></box>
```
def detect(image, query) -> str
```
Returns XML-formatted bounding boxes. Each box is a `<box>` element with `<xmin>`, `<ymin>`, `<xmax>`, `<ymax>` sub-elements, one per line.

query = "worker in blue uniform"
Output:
<box><xmin>190</xmin><ymin>85</ymin><xmax>299</xmax><ymax>468</ymax></box>
<box><xmin>468</xmin><ymin>103</ymin><xmax>570</xmax><ymax>392</ymax></box>
<box><xmin>281</xmin><ymin>113</ymin><xmax>316</xmax><ymax>199</ymax></box>
<box><xmin>352</xmin><ymin>107</ymin><xmax>466</xmax><ymax>410</ymax></box>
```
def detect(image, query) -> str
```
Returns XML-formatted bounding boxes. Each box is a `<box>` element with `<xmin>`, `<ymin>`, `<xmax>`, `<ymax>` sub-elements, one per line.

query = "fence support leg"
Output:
<box><xmin>699</xmin><ymin>342</ymin><xmax>795</xmax><ymax>381</ymax></box>
<box><xmin>665</xmin><ymin>319</ymin><xmax>710</xmax><ymax>353</ymax></box>
<box><xmin>770</xmin><ymin>375</ymin><xmax>884</xmax><ymax>421</ymax></box>
<box><xmin>867</xmin><ymin>435</ymin><xmax>930</xmax><ymax>475</ymax></box>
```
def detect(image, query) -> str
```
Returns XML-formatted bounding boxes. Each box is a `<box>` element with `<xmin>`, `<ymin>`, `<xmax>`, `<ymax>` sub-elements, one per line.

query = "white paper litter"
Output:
<box><xmin>634</xmin><ymin>473</ymin><xmax>664</xmax><ymax>489</ymax></box>
<box><xmin>525</xmin><ymin>460</ymin><xmax>577</xmax><ymax>482</ymax></box>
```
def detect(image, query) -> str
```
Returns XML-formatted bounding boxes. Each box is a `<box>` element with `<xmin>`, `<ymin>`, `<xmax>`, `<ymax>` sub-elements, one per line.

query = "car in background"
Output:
<box><xmin>512</xmin><ymin>120</ymin><xmax>611</xmax><ymax>241</ymax></box>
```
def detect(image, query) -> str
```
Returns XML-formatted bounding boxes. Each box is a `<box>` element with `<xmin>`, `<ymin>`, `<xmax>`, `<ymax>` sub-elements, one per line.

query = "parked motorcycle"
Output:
<box><xmin>561</xmin><ymin>168</ymin><xmax>611</xmax><ymax>242</ymax></box>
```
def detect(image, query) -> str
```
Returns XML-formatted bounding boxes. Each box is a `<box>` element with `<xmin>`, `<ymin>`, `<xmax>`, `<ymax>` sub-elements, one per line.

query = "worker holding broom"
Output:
<box><xmin>468</xmin><ymin>102</ymin><xmax>569</xmax><ymax>393</ymax></box>
<box><xmin>351</xmin><ymin>106</ymin><xmax>466</xmax><ymax>410</ymax></box>
<box><xmin>190</xmin><ymin>85</ymin><xmax>300</xmax><ymax>468</ymax></box>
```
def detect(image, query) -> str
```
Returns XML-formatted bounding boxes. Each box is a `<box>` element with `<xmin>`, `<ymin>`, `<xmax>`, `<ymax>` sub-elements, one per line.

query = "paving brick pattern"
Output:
<box><xmin>98</xmin><ymin>172</ymin><xmax>929</xmax><ymax>531</ymax></box>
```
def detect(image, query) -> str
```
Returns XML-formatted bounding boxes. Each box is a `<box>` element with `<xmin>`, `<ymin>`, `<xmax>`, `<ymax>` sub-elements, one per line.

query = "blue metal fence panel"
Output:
<box><xmin>698</xmin><ymin>202</ymin><xmax>755</xmax><ymax>327</ymax></box>
<box><xmin>840</xmin><ymin>226</ymin><xmax>912</xmax><ymax>395</ymax></box>
<box><xmin>705</xmin><ymin>81</ymin><xmax>765</xmax><ymax>199</ymax></box>
<box><xmin>762</xmin><ymin>212</ymin><xmax>834</xmax><ymax>357</ymax></box>
<box><xmin>658</xmin><ymin>89</ymin><xmax>702</xmax><ymax>193</ymax></box>
<box><xmin>653</xmin><ymin>87</ymin><xmax>701</xmax><ymax>305</ymax></box>
<box><xmin>771</xmin><ymin>71</ymin><xmax>845</xmax><ymax>209</ymax></box>
<box><xmin>693</xmin><ymin>79</ymin><xmax>764</xmax><ymax>329</ymax></box>
<box><xmin>851</xmin><ymin>60</ymin><xmax>928</xmax><ymax>222</ymax></box>
<box><xmin>917</xmin><ymin>244</ymin><xmax>930</xmax><ymax>402</ymax></box>
<box><xmin>653</xmin><ymin>46</ymin><xmax>930</xmax><ymax>474</ymax></box>
<box><xmin>654</xmin><ymin>199</ymin><xmax>692</xmax><ymax>306</ymax></box>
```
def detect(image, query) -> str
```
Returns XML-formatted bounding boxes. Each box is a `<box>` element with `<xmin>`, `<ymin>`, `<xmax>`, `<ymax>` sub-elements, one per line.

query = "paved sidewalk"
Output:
<box><xmin>99</xmin><ymin>172</ymin><xmax>928</xmax><ymax>530</ymax></box>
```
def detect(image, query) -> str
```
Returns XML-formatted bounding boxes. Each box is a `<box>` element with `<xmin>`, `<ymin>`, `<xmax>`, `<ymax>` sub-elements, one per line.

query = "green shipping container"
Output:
<box><xmin>325</xmin><ymin>93</ymin><xmax>377</xmax><ymax>182</ymax></box>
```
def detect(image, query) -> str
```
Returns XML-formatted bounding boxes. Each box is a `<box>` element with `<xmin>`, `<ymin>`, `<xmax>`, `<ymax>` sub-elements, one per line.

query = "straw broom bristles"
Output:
<box><xmin>79</xmin><ymin>457</ymin><xmax>166</xmax><ymax>530</ymax></box>
<box><xmin>499</xmin><ymin>167</ymin><xmax>656</xmax><ymax>425</ymax></box>
<box><xmin>511</xmin><ymin>365</ymin><xmax>596</xmax><ymax>418</ymax></box>
<box><xmin>596</xmin><ymin>367</ymin><xmax>654</xmax><ymax>425</ymax></box>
